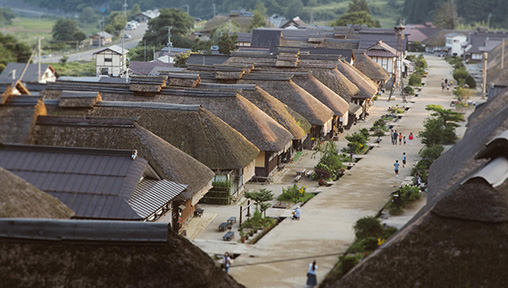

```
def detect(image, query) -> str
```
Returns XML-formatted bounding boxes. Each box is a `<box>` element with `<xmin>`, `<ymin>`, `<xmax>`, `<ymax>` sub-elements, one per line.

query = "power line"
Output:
<box><xmin>230</xmin><ymin>252</ymin><xmax>342</xmax><ymax>268</ymax></box>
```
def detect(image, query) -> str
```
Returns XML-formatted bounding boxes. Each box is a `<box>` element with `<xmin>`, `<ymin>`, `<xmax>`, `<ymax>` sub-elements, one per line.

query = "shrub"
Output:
<box><xmin>314</xmin><ymin>167</ymin><xmax>331</xmax><ymax>179</ymax></box>
<box><xmin>452</xmin><ymin>68</ymin><xmax>469</xmax><ymax>83</ymax></box>
<box><xmin>278</xmin><ymin>184</ymin><xmax>314</xmax><ymax>203</ymax></box>
<box><xmin>388</xmin><ymin>185</ymin><xmax>421</xmax><ymax>215</ymax></box>
<box><xmin>343</xmin><ymin>131</ymin><xmax>368</xmax><ymax>153</ymax></box>
<box><xmin>382</xmin><ymin>226</ymin><xmax>398</xmax><ymax>239</ymax></box>
<box><xmin>354</xmin><ymin>216</ymin><xmax>383</xmax><ymax>240</ymax></box>
<box><xmin>349</xmin><ymin>237</ymin><xmax>379</xmax><ymax>253</ymax></box>
<box><xmin>465</xmin><ymin>75</ymin><xmax>476</xmax><ymax>88</ymax></box>
<box><xmin>408</xmin><ymin>73</ymin><xmax>422</xmax><ymax>86</ymax></box>
<box><xmin>373</xmin><ymin>129</ymin><xmax>385</xmax><ymax>137</ymax></box>
<box><xmin>360</xmin><ymin>128</ymin><xmax>369</xmax><ymax>139</ymax></box>
<box><xmin>338</xmin><ymin>254</ymin><xmax>363</xmax><ymax>275</ymax></box>
<box><xmin>419</xmin><ymin>144</ymin><xmax>444</xmax><ymax>162</ymax></box>
<box><xmin>403</xmin><ymin>86</ymin><xmax>415</xmax><ymax>95</ymax></box>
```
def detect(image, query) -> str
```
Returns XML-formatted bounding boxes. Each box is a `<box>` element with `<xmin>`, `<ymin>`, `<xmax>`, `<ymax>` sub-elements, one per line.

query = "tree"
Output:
<box><xmin>191</xmin><ymin>39</ymin><xmax>212</xmax><ymax>53</ymax></box>
<box><xmin>142</xmin><ymin>8</ymin><xmax>195</xmax><ymax>48</ymax></box>
<box><xmin>105</xmin><ymin>11</ymin><xmax>127</xmax><ymax>35</ymax></box>
<box><xmin>174</xmin><ymin>51</ymin><xmax>191</xmax><ymax>67</ymax></box>
<box><xmin>249</xmin><ymin>11</ymin><xmax>266</xmax><ymax>32</ymax></box>
<box><xmin>79</xmin><ymin>7</ymin><xmax>99</xmax><ymax>24</ymax></box>
<box><xmin>0</xmin><ymin>8</ymin><xmax>16</xmax><ymax>25</ymax></box>
<box><xmin>433</xmin><ymin>0</ymin><xmax>458</xmax><ymax>29</ymax></box>
<box><xmin>128</xmin><ymin>3</ymin><xmax>142</xmax><ymax>20</ymax></box>
<box><xmin>331</xmin><ymin>11</ymin><xmax>381</xmax><ymax>27</ymax></box>
<box><xmin>348</xmin><ymin>0</ymin><xmax>370</xmax><ymax>13</ymax></box>
<box><xmin>425</xmin><ymin>104</ymin><xmax>464</xmax><ymax>128</ymax></box>
<box><xmin>52</xmin><ymin>18</ymin><xmax>85</xmax><ymax>42</ymax></box>
<box><xmin>218</xmin><ymin>33</ymin><xmax>238</xmax><ymax>54</ymax></box>
<box><xmin>245</xmin><ymin>188</ymin><xmax>274</xmax><ymax>211</ymax></box>
<box><xmin>0</xmin><ymin>34</ymin><xmax>31</xmax><ymax>73</ymax></box>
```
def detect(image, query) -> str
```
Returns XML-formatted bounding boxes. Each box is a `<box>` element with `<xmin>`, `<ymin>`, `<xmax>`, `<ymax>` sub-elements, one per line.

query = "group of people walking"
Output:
<box><xmin>441</xmin><ymin>78</ymin><xmax>453</xmax><ymax>91</ymax></box>
<box><xmin>391</xmin><ymin>130</ymin><xmax>413</xmax><ymax>145</ymax></box>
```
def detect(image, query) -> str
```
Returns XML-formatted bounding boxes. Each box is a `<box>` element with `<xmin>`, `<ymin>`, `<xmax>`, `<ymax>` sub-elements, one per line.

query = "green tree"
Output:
<box><xmin>245</xmin><ymin>188</ymin><xmax>274</xmax><ymax>211</ymax></box>
<box><xmin>0</xmin><ymin>8</ymin><xmax>16</xmax><ymax>25</ymax></box>
<box><xmin>0</xmin><ymin>34</ymin><xmax>31</xmax><ymax>72</ymax></box>
<box><xmin>128</xmin><ymin>3</ymin><xmax>142</xmax><ymax>20</ymax></box>
<box><xmin>79</xmin><ymin>7</ymin><xmax>99</xmax><ymax>24</ymax></box>
<box><xmin>105</xmin><ymin>11</ymin><xmax>127</xmax><ymax>35</ymax></box>
<box><xmin>249</xmin><ymin>11</ymin><xmax>266</xmax><ymax>32</ymax></box>
<box><xmin>331</xmin><ymin>11</ymin><xmax>380</xmax><ymax>27</ymax></box>
<box><xmin>191</xmin><ymin>38</ymin><xmax>212</xmax><ymax>53</ymax></box>
<box><xmin>426</xmin><ymin>104</ymin><xmax>464</xmax><ymax>128</ymax></box>
<box><xmin>433</xmin><ymin>0</ymin><xmax>458</xmax><ymax>29</ymax></box>
<box><xmin>52</xmin><ymin>18</ymin><xmax>85</xmax><ymax>42</ymax></box>
<box><xmin>348</xmin><ymin>0</ymin><xmax>370</xmax><ymax>13</ymax></box>
<box><xmin>142</xmin><ymin>8</ymin><xmax>195</xmax><ymax>48</ymax></box>
<box><xmin>218</xmin><ymin>33</ymin><xmax>238</xmax><ymax>54</ymax></box>
<box><xmin>174</xmin><ymin>51</ymin><xmax>191</xmax><ymax>67</ymax></box>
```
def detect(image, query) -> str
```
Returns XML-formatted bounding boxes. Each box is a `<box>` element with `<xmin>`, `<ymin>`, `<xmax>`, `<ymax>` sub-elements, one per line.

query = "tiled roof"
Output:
<box><xmin>129</xmin><ymin>179</ymin><xmax>187</xmax><ymax>218</ymax></box>
<box><xmin>0</xmin><ymin>63</ymin><xmax>52</xmax><ymax>83</ymax></box>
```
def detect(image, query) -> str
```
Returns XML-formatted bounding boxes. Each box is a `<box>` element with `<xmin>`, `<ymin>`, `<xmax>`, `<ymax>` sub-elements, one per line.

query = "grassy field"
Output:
<box><xmin>49</xmin><ymin>61</ymin><xmax>96</xmax><ymax>77</ymax></box>
<box><xmin>4</xmin><ymin>16</ymin><xmax>56</xmax><ymax>47</ymax></box>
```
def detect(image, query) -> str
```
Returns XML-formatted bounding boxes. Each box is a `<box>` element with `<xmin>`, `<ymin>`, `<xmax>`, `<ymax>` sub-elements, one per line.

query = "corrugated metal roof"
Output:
<box><xmin>0</xmin><ymin>145</ymin><xmax>150</xmax><ymax>220</ymax></box>
<box><xmin>129</xmin><ymin>179</ymin><xmax>187</xmax><ymax>218</ymax></box>
<box><xmin>0</xmin><ymin>218</ymin><xmax>168</xmax><ymax>243</ymax></box>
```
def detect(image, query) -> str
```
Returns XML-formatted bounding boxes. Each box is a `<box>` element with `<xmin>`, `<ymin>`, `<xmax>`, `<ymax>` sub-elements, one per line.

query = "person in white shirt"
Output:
<box><xmin>306</xmin><ymin>260</ymin><xmax>318</xmax><ymax>287</ymax></box>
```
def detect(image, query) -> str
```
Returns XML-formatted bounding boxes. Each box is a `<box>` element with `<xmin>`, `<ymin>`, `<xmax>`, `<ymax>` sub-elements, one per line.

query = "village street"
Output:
<box><xmin>187</xmin><ymin>54</ymin><xmax>480</xmax><ymax>287</ymax></box>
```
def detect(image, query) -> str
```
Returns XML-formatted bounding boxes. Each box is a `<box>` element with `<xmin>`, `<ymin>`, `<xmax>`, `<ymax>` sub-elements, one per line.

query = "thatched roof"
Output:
<box><xmin>353</xmin><ymin>52</ymin><xmax>390</xmax><ymax>82</ymax></box>
<box><xmin>286</xmin><ymin>72</ymin><xmax>349</xmax><ymax>117</ymax></box>
<box><xmin>0</xmin><ymin>98</ymin><xmax>47</xmax><ymax>144</ymax></box>
<box><xmin>0</xmin><ymin>168</ymin><xmax>74</xmax><ymax>218</ymax></box>
<box><xmin>59</xmin><ymin>90</ymin><xmax>102</xmax><ymax>108</ymax></box>
<box><xmin>153</xmin><ymin>88</ymin><xmax>294</xmax><ymax>152</ymax></box>
<box><xmin>336</xmin><ymin>60</ymin><xmax>378</xmax><ymax>99</ymax></box>
<box><xmin>45</xmin><ymin>101</ymin><xmax>259</xmax><ymax>171</ymax></box>
<box><xmin>31</xmin><ymin>117</ymin><xmax>214</xmax><ymax>203</ymax></box>
<box><xmin>330</xmin><ymin>176</ymin><xmax>508</xmax><ymax>287</ymax></box>
<box><xmin>238</xmin><ymin>70</ymin><xmax>334</xmax><ymax>126</ymax></box>
<box><xmin>487</xmin><ymin>40</ymin><xmax>508</xmax><ymax>85</ymax></box>
<box><xmin>197</xmin><ymin>82</ymin><xmax>311</xmax><ymax>140</ymax></box>
<box><xmin>0</xmin><ymin>219</ymin><xmax>243</xmax><ymax>288</ymax></box>
<box><xmin>427</xmin><ymin>91</ymin><xmax>508</xmax><ymax>203</ymax></box>
<box><xmin>305</xmin><ymin>67</ymin><xmax>360</xmax><ymax>103</ymax></box>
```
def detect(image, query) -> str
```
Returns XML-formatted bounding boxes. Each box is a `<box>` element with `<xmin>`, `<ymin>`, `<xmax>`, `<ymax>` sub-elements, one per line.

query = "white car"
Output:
<box><xmin>123</xmin><ymin>33</ymin><xmax>132</xmax><ymax>39</ymax></box>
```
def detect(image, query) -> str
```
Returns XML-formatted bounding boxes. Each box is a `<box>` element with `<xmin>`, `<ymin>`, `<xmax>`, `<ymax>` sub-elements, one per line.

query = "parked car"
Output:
<box><xmin>123</xmin><ymin>33</ymin><xmax>132</xmax><ymax>39</ymax></box>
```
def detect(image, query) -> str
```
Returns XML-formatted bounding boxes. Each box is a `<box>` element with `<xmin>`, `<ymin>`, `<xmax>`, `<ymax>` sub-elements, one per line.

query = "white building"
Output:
<box><xmin>93</xmin><ymin>45</ymin><xmax>129</xmax><ymax>77</ymax></box>
<box><xmin>445</xmin><ymin>33</ymin><xmax>467</xmax><ymax>57</ymax></box>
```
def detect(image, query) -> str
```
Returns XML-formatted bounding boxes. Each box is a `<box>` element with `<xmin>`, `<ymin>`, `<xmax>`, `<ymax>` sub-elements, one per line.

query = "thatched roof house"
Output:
<box><xmin>30</xmin><ymin>116</ymin><xmax>214</xmax><ymax>227</ymax></box>
<box><xmin>0</xmin><ymin>168</ymin><xmax>74</xmax><ymax>219</ymax></box>
<box><xmin>353</xmin><ymin>52</ymin><xmax>390</xmax><ymax>85</ymax></box>
<box><xmin>326</xmin><ymin>129</ymin><xmax>508</xmax><ymax>287</ymax></box>
<box><xmin>427</xmin><ymin>89</ymin><xmax>508</xmax><ymax>203</ymax></box>
<box><xmin>0</xmin><ymin>144</ymin><xmax>187</xmax><ymax>221</ymax></box>
<box><xmin>0</xmin><ymin>97</ymin><xmax>47</xmax><ymax>144</ymax></box>
<box><xmin>336</xmin><ymin>60</ymin><xmax>378</xmax><ymax>102</ymax></box>
<box><xmin>0</xmin><ymin>219</ymin><xmax>243</xmax><ymax>288</ymax></box>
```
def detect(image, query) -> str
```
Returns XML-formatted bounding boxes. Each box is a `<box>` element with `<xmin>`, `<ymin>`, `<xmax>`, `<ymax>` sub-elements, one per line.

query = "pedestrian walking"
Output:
<box><xmin>402</xmin><ymin>152</ymin><xmax>407</xmax><ymax>168</ymax></box>
<box><xmin>350</xmin><ymin>151</ymin><xmax>354</xmax><ymax>165</ymax></box>
<box><xmin>408</xmin><ymin>132</ymin><xmax>414</xmax><ymax>145</ymax></box>
<box><xmin>306</xmin><ymin>260</ymin><xmax>318</xmax><ymax>288</ymax></box>
<box><xmin>223</xmin><ymin>252</ymin><xmax>231</xmax><ymax>273</ymax></box>
<box><xmin>390</xmin><ymin>129</ymin><xmax>394</xmax><ymax>144</ymax></box>
<box><xmin>403</xmin><ymin>136</ymin><xmax>406</xmax><ymax>145</ymax></box>
<box><xmin>394</xmin><ymin>160</ymin><xmax>400</xmax><ymax>177</ymax></box>
<box><xmin>399</xmin><ymin>132</ymin><xmax>403</xmax><ymax>145</ymax></box>
<box><xmin>393</xmin><ymin>130</ymin><xmax>398</xmax><ymax>145</ymax></box>
<box><xmin>441</xmin><ymin>79</ymin><xmax>445</xmax><ymax>92</ymax></box>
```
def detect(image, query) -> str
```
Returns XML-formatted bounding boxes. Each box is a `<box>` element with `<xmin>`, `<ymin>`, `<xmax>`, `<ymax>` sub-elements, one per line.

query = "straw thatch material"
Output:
<box><xmin>238</xmin><ymin>71</ymin><xmax>334</xmax><ymax>126</ymax></box>
<box><xmin>129</xmin><ymin>76</ymin><xmax>167</xmax><ymax>93</ymax></box>
<box><xmin>427</xmin><ymin>90</ymin><xmax>508</xmax><ymax>203</ymax></box>
<box><xmin>46</xmin><ymin>102</ymin><xmax>259</xmax><ymax>171</ymax></box>
<box><xmin>353</xmin><ymin>53</ymin><xmax>390</xmax><ymax>83</ymax></box>
<box><xmin>302</xmin><ymin>67</ymin><xmax>360</xmax><ymax>103</ymax></box>
<box><xmin>336</xmin><ymin>60</ymin><xmax>378</xmax><ymax>99</ymax></box>
<box><xmin>0</xmin><ymin>99</ymin><xmax>47</xmax><ymax>144</ymax></box>
<box><xmin>165</xmin><ymin>73</ymin><xmax>200</xmax><ymax>87</ymax></box>
<box><xmin>0</xmin><ymin>221</ymin><xmax>243</xmax><ymax>288</ymax></box>
<box><xmin>290</xmin><ymin>73</ymin><xmax>349</xmax><ymax>117</ymax></box>
<box><xmin>328</xmin><ymin>175</ymin><xmax>508</xmax><ymax>288</ymax></box>
<box><xmin>59</xmin><ymin>90</ymin><xmax>102</xmax><ymax>108</ymax></box>
<box><xmin>31</xmin><ymin>118</ymin><xmax>215</xmax><ymax>202</ymax></box>
<box><xmin>197</xmin><ymin>82</ymin><xmax>310</xmax><ymax>140</ymax></box>
<box><xmin>0</xmin><ymin>85</ymin><xmax>13</xmax><ymax>104</ymax></box>
<box><xmin>0</xmin><ymin>168</ymin><xmax>74</xmax><ymax>218</ymax></box>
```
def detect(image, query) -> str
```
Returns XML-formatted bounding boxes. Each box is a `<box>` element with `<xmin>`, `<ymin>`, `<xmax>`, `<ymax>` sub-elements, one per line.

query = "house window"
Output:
<box><xmin>105</xmin><ymin>57</ymin><xmax>112</xmax><ymax>62</ymax></box>
<box><xmin>101</xmin><ymin>68</ymin><xmax>109</xmax><ymax>75</ymax></box>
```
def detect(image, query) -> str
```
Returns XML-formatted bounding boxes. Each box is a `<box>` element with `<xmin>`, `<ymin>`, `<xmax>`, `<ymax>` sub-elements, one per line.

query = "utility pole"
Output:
<box><xmin>144</xmin><ymin>40</ymin><xmax>146</xmax><ymax>62</ymax></box>
<box><xmin>213</xmin><ymin>3</ymin><xmax>216</xmax><ymax>18</ymax></box>
<box><xmin>482</xmin><ymin>52</ymin><xmax>488</xmax><ymax>99</ymax></box>
<box><xmin>38</xmin><ymin>36</ymin><xmax>41</xmax><ymax>82</ymax></box>
<box><xmin>388</xmin><ymin>22</ymin><xmax>405</xmax><ymax>102</ymax></box>
<box><xmin>502</xmin><ymin>38</ymin><xmax>505</xmax><ymax>70</ymax></box>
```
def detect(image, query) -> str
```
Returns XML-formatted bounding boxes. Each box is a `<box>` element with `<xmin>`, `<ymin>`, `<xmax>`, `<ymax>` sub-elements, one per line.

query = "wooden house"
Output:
<box><xmin>0</xmin><ymin>63</ymin><xmax>56</xmax><ymax>84</ymax></box>
<box><xmin>336</xmin><ymin>60</ymin><xmax>378</xmax><ymax>112</ymax></box>
<box><xmin>353</xmin><ymin>52</ymin><xmax>390</xmax><ymax>87</ymax></box>
<box><xmin>0</xmin><ymin>144</ymin><xmax>187</xmax><ymax>222</ymax></box>
<box><xmin>89</xmin><ymin>31</ymin><xmax>113</xmax><ymax>47</ymax></box>
<box><xmin>93</xmin><ymin>45</ymin><xmax>128</xmax><ymax>77</ymax></box>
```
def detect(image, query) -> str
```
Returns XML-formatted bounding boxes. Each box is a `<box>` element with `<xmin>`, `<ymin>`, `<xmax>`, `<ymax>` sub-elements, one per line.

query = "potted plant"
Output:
<box><xmin>239</xmin><ymin>227</ymin><xmax>246</xmax><ymax>243</ymax></box>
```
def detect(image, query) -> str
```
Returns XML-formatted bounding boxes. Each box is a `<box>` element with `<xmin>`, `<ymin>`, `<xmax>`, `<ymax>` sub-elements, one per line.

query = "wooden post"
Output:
<box><xmin>239</xmin><ymin>206</ymin><xmax>242</xmax><ymax>226</ymax></box>
<box><xmin>482</xmin><ymin>52</ymin><xmax>488</xmax><ymax>99</ymax></box>
<box><xmin>502</xmin><ymin>38</ymin><xmax>505</xmax><ymax>70</ymax></box>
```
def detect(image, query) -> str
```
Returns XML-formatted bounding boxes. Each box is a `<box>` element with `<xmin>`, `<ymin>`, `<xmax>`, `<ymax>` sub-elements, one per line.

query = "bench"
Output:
<box><xmin>294</xmin><ymin>175</ymin><xmax>302</xmax><ymax>182</ymax></box>
<box><xmin>218</xmin><ymin>222</ymin><xmax>229</xmax><ymax>232</ymax></box>
<box><xmin>194</xmin><ymin>208</ymin><xmax>204</xmax><ymax>217</ymax></box>
<box><xmin>306</xmin><ymin>170</ymin><xmax>314</xmax><ymax>177</ymax></box>
<box><xmin>296</xmin><ymin>168</ymin><xmax>306</xmax><ymax>176</ymax></box>
<box><xmin>223</xmin><ymin>231</ymin><xmax>234</xmax><ymax>241</ymax></box>
<box><xmin>227</xmin><ymin>217</ymin><xmax>236</xmax><ymax>225</ymax></box>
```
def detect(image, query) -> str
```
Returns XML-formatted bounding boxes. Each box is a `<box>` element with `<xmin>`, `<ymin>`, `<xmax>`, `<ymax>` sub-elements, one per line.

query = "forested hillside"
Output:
<box><xmin>404</xmin><ymin>0</ymin><xmax>508</xmax><ymax>28</ymax></box>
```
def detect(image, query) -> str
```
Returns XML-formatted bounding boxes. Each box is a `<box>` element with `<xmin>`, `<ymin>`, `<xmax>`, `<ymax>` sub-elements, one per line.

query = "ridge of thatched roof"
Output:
<box><xmin>129</xmin><ymin>76</ymin><xmax>167</xmax><ymax>93</ymax></box>
<box><xmin>0</xmin><ymin>219</ymin><xmax>243</xmax><ymax>288</ymax></box>
<box><xmin>238</xmin><ymin>74</ymin><xmax>334</xmax><ymax>126</ymax></box>
<box><xmin>152</xmin><ymin>89</ymin><xmax>293</xmax><ymax>152</ymax></box>
<box><xmin>47</xmin><ymin>102</ymin><xmax>259</xmax><ymax>170</ymax></box>
<box><xmin>0</xmin><ymin>168</ymin><xmax>74</xmax><ymax>219</ymax></box>
<box><xmin>31</xmin><ymin>117</ymin><xmax>214</xmax><ymax>202</ymax></box>
<box><xmin>59</xmin><ymin>90</ymin><xmax>102</xmax><ymax>108</ymax></box>
<box><xmin>427</xmin><ymin>93</ymin><xmax>508</xmax><ymax>203</ymax></box>
<box><xmin>292</xmin><ymin>73</ymin><xmax>349</xmax><ymax>116</ymax></box>
<box><xmin>336</xmin><ymin>60</ymin><xmax>378</xmax><ymax>99</ymax></box>
<box><xmin>165</xmin><ymin>73</ymin><xmax>201</xmax><ymax>87</ymax></box>
<box><xmin>305</xmin><ymin>67</ymin><xmax>360</xmax><ymax>103</ymax></box>
<box><xmin>0</xmin><ymin>99</ymin><xmax>47</xmax><ymax>144</ymax></box>
<box><xmin>353</xmin><ymin>53</ymin><xmax>390</xmax><ymax>82</ymax></box>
